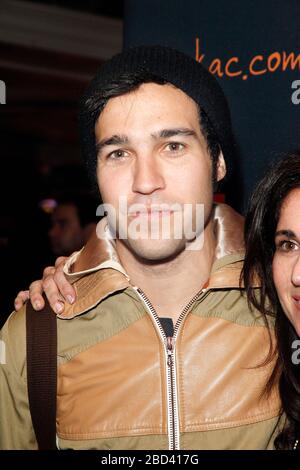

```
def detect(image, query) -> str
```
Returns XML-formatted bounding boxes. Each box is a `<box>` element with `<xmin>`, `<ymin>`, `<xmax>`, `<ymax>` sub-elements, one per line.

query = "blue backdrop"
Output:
<box><xmin>124</xmin><ymin>0</ymin><xmax>300</xmax><ymax>211</ymax></box>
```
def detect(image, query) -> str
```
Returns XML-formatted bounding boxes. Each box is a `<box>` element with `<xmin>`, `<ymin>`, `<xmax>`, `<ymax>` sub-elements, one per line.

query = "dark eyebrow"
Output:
<box><xmin>96</xmin><ymin>134</ymin><xmax>129</xmax><ymax>154</ymax></box>
<box><xmin>151</xmin><ymin>128</ymin><xmax>197</xmax><ymax>139</ymax></box>
<box><xmin>275</xmin><ymin>229</ymin><xmax>297</xmax><ymax>238</ymax></box>
<box><xmin>95</xmin><ymin>128</ymin><xmax>197</xmax><ymax>155</ymax></box>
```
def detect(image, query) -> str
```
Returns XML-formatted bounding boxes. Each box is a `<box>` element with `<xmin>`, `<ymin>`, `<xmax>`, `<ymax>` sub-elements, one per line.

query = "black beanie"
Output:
<box><xmin>79</xmin><ymin>45</ymin><xmax>236</xmax><ymax>182</ymax></box>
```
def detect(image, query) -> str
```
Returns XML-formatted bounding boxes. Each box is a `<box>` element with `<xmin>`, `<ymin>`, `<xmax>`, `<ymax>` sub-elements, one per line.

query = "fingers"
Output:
<box><xmin>14</xmin><ymin>256</ymin><xmax>76</xmax><ymax>315</ymax></box>
<box><xmin>52</xmin><ymin>259</ymin><xmax>76</xmax><ymax>306</ymax></box>
<box><xmin>42</xmin><ymin>265</ymin><xmax>55</xmax><ymax>279</ymax></box>
<box><xmin>41</xmin><ymin>256</ymin><xmax>76</xmax><ymax>314</ymax></box>
<box><xmin>41</xmin><ymin>275</ymin><xmax>66</xmax><ymax>314</ymax></box>
<box><xmin>29</xmin><ymin>280</ymin><xmax>46</xmax><ymax>310</ymax></box>
<box><xmin>14</xmin><ymin>290</ymin><xmax>30</xmax><ymax>311</ymax></box>
<box><xmin>55</xmin><ymin>256</ymin><xmax>68</xmax><ymax>268</ymax></box>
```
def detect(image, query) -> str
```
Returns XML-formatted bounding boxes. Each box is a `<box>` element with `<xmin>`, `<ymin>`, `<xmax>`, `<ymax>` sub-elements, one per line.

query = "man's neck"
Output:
<box><xmin>116</xmin><ymin>219</ymin><xmax>216</xmax><ymax>324</ymax></box>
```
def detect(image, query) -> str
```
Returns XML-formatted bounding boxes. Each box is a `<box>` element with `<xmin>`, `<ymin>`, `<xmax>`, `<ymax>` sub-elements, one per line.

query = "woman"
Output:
<box><xmin>243</xmin><ymin>149</ymin><xmax>300</xmax><ymax>450</ymax></box>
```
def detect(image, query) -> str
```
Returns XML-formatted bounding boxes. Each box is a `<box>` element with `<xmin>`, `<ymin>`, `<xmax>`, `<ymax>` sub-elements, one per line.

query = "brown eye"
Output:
<box><xmin>278</xmin><ymin>240</ymin><xmax>298</xmax><ymax>252</ymax></box>
<box><xmin>165</xmin><ymin>142</ymin><xmax>185</xmax><ymax>153</ymax></box>
<box><xmin>107</xmin><ymin>150</ymin><xmax>127</xmax><ymax>160</ymax></box>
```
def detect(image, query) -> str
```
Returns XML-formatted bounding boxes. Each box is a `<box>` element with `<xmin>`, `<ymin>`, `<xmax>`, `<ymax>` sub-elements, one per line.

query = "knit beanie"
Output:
<box><xmin>79</xmin><ymin>45</ymin><xmax>236</xmax><ymax>181</ymax></box>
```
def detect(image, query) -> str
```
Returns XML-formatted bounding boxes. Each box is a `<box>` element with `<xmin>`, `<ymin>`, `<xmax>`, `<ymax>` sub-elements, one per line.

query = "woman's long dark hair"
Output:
<box><xmin>242</xmin><ymin>150</ymin><xmax>300</xmax><ymax>450</ymax></box>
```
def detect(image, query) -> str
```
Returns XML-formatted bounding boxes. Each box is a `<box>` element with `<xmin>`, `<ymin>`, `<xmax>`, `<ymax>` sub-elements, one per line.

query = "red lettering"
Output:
<box><xmin>267</xmin><ymin>52</ymin><xmax>281</xmax><ymax>72</ymax></box>
<box><xmin>282</xmin><ymin>52</ymin><xmax>300</xmax><ymax>71</ymax></box>
<box><xmin>209</xmin><ymin>58</ymin><xmax>224</xmax><ymax>77</ymax></box>
<box><xmin>195</xmin><ymin>38</ymin><xmax>205</xmax><ymax>63</ymax></box>
<box><xmin>225</xmin><ymin>57</ymin><xmax>242</xmax><ymax>77</ymax></box>
<box><xmin>249</xmin><ymin>55</ymin><xmax>267</xmax><ymax>75</ymax></box>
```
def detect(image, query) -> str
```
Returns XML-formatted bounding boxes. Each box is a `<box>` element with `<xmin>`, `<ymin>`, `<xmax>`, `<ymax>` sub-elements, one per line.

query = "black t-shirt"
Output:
<box><xmin>159</xmin><ymin>317</ymin><xmax>174</xmax><ymax>338</ymax></box>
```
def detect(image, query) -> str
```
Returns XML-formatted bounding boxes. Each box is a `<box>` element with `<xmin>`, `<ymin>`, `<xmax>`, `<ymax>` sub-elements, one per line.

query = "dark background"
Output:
<box><xmin>0</xmin><ymin>0</ymin><xmax>123</xmax><ymax>323</ymax></box>
<box><xmin>124</xmin><ymin>0</ymin><xmax>300</xmax><ymax>210</ymax></box>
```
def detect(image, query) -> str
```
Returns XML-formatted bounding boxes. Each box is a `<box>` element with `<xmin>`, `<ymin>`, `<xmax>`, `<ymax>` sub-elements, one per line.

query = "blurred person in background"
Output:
<box><xmin>48</xmin><ymin>194</ymin><xmax>99</xmax><ymax>257</ymax></box>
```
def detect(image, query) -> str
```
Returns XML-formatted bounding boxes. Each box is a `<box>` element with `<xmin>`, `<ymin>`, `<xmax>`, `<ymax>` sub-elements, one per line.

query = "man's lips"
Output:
<box><xmin>128</xmin><ymin>209</ymin><xmax>175</xmax><ymax>218</ymax></box>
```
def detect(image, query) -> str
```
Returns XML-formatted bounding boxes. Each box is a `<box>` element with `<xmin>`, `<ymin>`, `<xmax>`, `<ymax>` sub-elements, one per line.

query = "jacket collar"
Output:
<box><xmin>60</xmin><ymin>203</ymin><xmax>245</xmax><ymax>319</ymax></box>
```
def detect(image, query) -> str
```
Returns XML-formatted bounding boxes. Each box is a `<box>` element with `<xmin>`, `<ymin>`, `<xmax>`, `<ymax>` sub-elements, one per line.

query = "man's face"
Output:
<box><xmin>49</xmin><ymin>204</ymin><xmax>84</xmax><ymax>256</ymax></box>
<box><xmin>95</xmin><ymin>83</ymin><xmax>226</xmax><ymax>262</ymax></box>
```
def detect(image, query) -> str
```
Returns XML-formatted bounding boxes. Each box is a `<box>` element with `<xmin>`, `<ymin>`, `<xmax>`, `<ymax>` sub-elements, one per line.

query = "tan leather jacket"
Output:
<box><xmin>0</xmin><ymin>204</ymin><xmax>283</xmax><ymax>450</ymax></box>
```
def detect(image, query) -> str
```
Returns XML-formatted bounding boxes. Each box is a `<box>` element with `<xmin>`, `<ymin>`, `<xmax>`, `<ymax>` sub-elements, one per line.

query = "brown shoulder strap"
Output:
<box><xmin>26</xmin><ymin>299</ymin><xmax>57</xmax><ymax>450</ymax></box>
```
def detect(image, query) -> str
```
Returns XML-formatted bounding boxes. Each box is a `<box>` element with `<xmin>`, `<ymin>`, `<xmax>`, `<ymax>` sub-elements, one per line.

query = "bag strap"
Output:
<box><xmin>26</xmin><ymin>299</ymin><xmax>57</xmax><ymax>450</ymax></box>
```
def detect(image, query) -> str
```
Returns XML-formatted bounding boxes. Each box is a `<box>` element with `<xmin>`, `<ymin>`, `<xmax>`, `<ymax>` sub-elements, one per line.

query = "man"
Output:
<box><xmin>48</xmin><ymin>194</ymin><xmax>98</xmax><ymax>257</ymax></box>
<box><xmin>0</xmin><ymin>46</ymin><xmax>283</xmax><ymax>450</ymax></box>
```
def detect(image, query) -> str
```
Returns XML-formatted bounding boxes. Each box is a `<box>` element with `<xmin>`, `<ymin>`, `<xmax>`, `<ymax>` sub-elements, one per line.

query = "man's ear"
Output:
<box><xmin>216</xmin><ymin>151</ymin><xmax>226</xmax><ymax>182</ymax></box>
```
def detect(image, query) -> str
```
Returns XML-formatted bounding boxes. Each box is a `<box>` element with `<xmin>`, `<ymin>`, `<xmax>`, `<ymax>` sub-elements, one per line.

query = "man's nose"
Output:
<box><xmin>132</xmin><ymin>155</ymin><xmax>165</xmax><ymax>195</ymax></box>
<box><xmin>292</xmin><ymin>253</ymin><xmax>300</xmax><ymax>286</ymax></box>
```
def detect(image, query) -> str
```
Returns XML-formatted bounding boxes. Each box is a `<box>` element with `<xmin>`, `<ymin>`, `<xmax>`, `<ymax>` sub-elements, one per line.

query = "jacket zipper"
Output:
<box><xmin>134</xmin><ymin>286</ymin><xmax>205</xmax><ymax>450</ymax></box>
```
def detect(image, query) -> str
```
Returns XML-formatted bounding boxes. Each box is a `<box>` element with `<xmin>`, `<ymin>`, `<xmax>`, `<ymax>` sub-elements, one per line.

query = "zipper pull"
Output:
<box><xmin>166</xmin><ymin>337</ymin><xmax>173</xmax><ymax>367</ymax></box>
